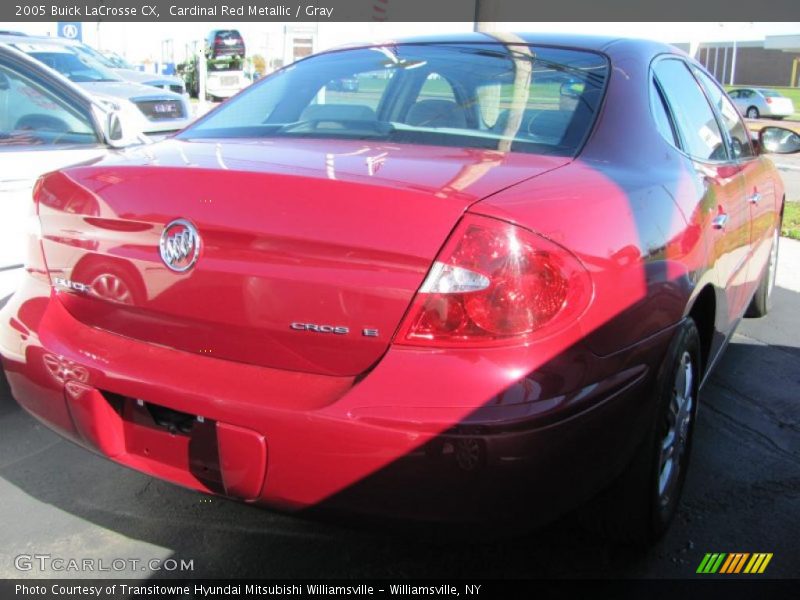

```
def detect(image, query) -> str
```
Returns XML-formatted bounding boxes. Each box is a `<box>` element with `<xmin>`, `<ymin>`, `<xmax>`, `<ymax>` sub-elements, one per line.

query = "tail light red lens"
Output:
<box><xmin>765</xmin><ymin>97</ymin><xmax>773</xmax><ymax>104</ymax></box>
<box><xmin>396</xmin><ymin>214</ymin><xmax>592</xmax><ymax>347</ymax></box>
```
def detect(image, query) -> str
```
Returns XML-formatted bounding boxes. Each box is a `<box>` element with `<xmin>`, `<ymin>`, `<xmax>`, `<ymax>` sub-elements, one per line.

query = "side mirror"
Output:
<box><xmin>92</xmin><ymin>104</ymin><xmax>148</xmax><ymax>148</ymax></box>
<box><xmin>105</xmin><ymin>111</ymin><xmax>125</xmax><ymax>146</ymax></box>
<box><xmin>759</xmin><ymin>126</ymin><xmax>800</xmax><ymax>155</ymax></box>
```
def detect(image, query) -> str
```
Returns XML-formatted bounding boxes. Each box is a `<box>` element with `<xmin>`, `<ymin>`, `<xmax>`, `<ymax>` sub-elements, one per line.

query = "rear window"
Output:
<box><xmin>758</xmin><ymin>89</ymin><xmax>781</xmax><ymax>98</ymax></box>
<box><xmin>12</xmin><ymin>43</ymin><xmax>121</xmax><ymax>83</ymax></box>
<box><xmin>179</xmin><ymin>43</ymin><xmax>609</xmax><ymax>157</ymax></box>
<box><xmin>214</xmin><ymin>31</ymin><xmax>242</xmax><ymax>41</ymax></box>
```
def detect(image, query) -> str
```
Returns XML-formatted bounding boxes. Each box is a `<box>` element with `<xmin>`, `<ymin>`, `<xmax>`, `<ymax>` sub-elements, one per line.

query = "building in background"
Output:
<box><xmin>682</xmin><ymin>35</ymin><xmax>800</xmax><ymax>87</ymax></box>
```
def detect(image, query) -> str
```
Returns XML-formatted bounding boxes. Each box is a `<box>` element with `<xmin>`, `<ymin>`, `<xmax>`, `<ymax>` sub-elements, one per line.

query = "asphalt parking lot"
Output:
<box><xmin>767</xmin><ymin>138</ymin><xmax>800</xmax><ymax>200</ymax></box>
<box><xmin>0</xmin><ymin>234</ymin><xmax>799</xmax><ymax>580</ymax></box>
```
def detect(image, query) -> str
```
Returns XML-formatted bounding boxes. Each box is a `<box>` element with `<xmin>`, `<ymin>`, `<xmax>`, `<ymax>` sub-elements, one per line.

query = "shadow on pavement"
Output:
<box><xmin>0</xmin><ymin>286</ymin><xmax>798</xmax><ymax>578</ymax></box>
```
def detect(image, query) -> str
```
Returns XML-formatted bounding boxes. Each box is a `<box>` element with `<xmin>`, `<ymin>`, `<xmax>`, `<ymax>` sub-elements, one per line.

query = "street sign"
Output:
<box><xmin>57</xmin><ymin>22</ymin><xmax>82</xmax><ymax>42</ymax></box>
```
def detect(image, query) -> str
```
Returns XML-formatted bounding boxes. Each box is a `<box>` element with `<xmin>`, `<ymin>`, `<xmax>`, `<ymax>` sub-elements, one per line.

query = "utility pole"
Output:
<box><xmin>473</xmin><ymin>0</ymin><xmax>498</xmax><ymax>33</ymax></box>
<box><xmin>197</xmin><ymin>45</ymin><xmax>207</xmax><ymax>111</ymax></box>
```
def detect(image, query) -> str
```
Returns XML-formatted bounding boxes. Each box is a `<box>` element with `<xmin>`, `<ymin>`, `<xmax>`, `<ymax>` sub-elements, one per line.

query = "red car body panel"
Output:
<box><xmin>34</xmin><ymin>140</ymin><xmax>568</xmax><ymax>376</ymax></box>
<box><xmin>0</xmin><ymin>34</ymin><xmax>785</xmax><ymax>524</ymax></box>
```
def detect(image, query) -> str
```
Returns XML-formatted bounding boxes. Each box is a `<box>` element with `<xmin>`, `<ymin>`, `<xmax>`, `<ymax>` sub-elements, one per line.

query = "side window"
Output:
<box><xmin>405</xmin><ymin>72</ymin><xmax>469</xmax><ymax>129</ymax></box>
<box><xmin>650</xmin><ymin>77</ymin><xmax>679</xmax><ymax>147</ymax></box>
<box><xmin>208</xmin><ymin>68</ymin><xmax>288</xmax><ymax>128</ymax></box>
<box><xmin>316</xmin><ymin>68</ymin><xmax>393</xmax><ymax>113</ymax></box>
<box><xmin>693</xmin><ymin>69</ymin><xmax>755</xmax><ymax>160</ymax></box>
<box><xmin>416</xmin><ymin>73</ymin><xmax>457</xmax><ymax>103</ymax></box>
<box><xmin>476</xmin><ymin>83</ymin><xmax>502</xmax><ymax>129</ymax></box>
<box><xmin>653</xmin><ymin>58</ymin><xmax>727</xmax><ymax>162</ymax></box>
<box><xmin>729</xmin><ymin>90</ymin><xmax>739</xmax><ymax>99</ymax></box>
<box><xmin>0</xmin><ymin>62</ymin><xmax>98</xmax><ymax>149</ymax></box>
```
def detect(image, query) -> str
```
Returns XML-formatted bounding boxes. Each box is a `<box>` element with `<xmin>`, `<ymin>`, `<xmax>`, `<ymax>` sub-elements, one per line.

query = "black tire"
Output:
<box><xmin>746</xmin><ymin>106</ymin><xmax>760</xmax><ymax>119</ymax></box>
<box><xmin>745</xmin><ymin>226</ymin><xmax>780</xmax><ymax>318</ymax></box>
<box><xmin>582</xmin><ymin>318</ymin><xmax>701</xmax><ymax>546</ymax></box>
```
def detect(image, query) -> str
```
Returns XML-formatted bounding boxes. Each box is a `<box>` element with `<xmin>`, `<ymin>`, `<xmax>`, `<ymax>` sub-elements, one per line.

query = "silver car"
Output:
<box><xmin>3</xmin><ymin>36</ymin><xmax>192</xmax><ymax>135</ymax></box>
<box><xmin>729</xmin><ymin>87</ymin><xmax>795</xmax><ymax>120</ymax></box>
<box><xmin>67</xmin><ymin>40</ymin><xmax>187</xmax><ymax>96</ymax></box>
<box><xmin>0</xmin><ymin>43</ymin><xmax>144</xmax><ymax>275</ymax></box>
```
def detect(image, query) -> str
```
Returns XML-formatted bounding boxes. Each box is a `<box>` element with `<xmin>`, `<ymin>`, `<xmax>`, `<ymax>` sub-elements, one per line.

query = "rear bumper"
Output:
<box><xmin>138</xmin><ymin>116</ymin><xmax>193</xmax><ymax>134</ymax></box>
<box><xmin>764</xmin><ymin>105</ymin><xmax>795</xmax><ymax>117</ymax></box>
<box><xmin>123</xmin><ymin>100</ymin><xmax>192</xmax><ymax>134</ymax></box>
<box><xmin>0</xmin><ymin>274</ymin><xmax>672</xmax><ymax>524</ymax></box>
<box><xmin>206</xmin><ymin>80</ymin><xmax>244</xmax><ymax>98</ymax></box>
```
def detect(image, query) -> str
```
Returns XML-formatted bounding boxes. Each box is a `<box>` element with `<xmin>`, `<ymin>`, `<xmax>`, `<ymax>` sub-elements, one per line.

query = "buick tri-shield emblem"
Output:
<box><xmin>159</xmin><ymin>219</ymin><xmax>200</xmax><ymax>272</ymax></box>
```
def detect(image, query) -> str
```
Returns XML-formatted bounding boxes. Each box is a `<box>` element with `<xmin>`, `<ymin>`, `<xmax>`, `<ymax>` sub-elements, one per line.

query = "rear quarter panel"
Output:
<box><xmin>473</xmin><ymin>41</ymin><xmax>712</xmax><ymax>357</ymax></box>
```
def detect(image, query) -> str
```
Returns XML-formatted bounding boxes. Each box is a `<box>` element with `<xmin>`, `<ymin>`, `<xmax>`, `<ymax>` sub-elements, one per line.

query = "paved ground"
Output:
<box><xmin>771</xmin><ymin>153</ymin><xmax>800</xmax><ymax>202</ymax></box>
<box><xmin>0</xmin><ymin>239</ymin><xmax>798</xmax><ymax>580</ymax></box>
<box><xmin>745</xmin><ymin>118</ymin><xmax>800</xmax><ymax>201</ymax></box>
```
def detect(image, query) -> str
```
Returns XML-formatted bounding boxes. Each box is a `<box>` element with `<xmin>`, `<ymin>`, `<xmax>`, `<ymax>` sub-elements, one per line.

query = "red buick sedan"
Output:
<box><xmin>2</xmin><ymin>34</ymin><xmax>798</xmax><ymax>544</ymax></box>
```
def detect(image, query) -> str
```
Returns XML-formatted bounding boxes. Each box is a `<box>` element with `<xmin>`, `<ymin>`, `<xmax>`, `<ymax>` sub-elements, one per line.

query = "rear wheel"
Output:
<box><xmin>746</xmin><ymin>106</ymin><xmax>760</xmax><ymax>119</ymax></box>
<box><xmin>583</xmin><ymin>318</ymin><xmax>701</xmax><ymax>545</ymax></box>
<box><xmin>76</xmin><ymin>262</ymin><xmax>143</xmax><ymax>306</ymax></box>
<box><xmin>746</xmin><ymin>226</ymin><xmax>780</xmax><ymax>318</ymax></box>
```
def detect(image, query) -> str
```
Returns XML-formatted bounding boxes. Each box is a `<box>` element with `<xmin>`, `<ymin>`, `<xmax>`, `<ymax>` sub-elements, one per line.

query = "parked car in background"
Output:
<box><xmin>180</xmin><ymin>30</ymin><xmax>248</xmax><ymax>101</ymax></box>
<box><xmin>0</xmin><ymin>33</ymin><xmax>186</xmax><ymax>95</ymax></box>
<box><xmin>2</xmin><ymin>36</ymin><xmax>192</xmax><ymax>135</ymax></box>
<box><xmin>68</xmin><ymin>40</ymin><xmax>187</xmax><ymax>96</ymax></box>
<box><xmin>0</xmin><ymin>43</ymin><xmax>144</xmax><ymax>271</ymax></box>
<box><xmin>729</xmin><ymin>87</ymin><xmax>795</xmax><ymax>119</ymax></box>
<box><xmin>326</xmin><ymin>76</ymin><xmax>359</xmax><ymax>92</ymax></box>
<box><xmin>205</xmin><ymin>30</ymin><xmax>245</xmax><ymax>60</ymax></box>
<box><xmin>2</xmin><ymin>34</ymin><xmax>798</xmax><ymax>546</ymax></box>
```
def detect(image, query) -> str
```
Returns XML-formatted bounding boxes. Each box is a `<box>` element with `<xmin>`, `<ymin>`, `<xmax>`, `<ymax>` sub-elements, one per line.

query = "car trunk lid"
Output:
<box><xmin>36</xmin><ymin>138</ymin><xmax>569</xmax><ymax>376</ymax></box>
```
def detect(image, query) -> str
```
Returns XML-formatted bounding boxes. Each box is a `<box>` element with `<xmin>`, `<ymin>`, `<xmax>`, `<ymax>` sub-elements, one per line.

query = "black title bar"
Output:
<box><xmin>3</xmin><ymin>579</ymin><xmax>800</xmax><ymax>600</ymax></box>
<box><xmin>3</xmin><ymin>0</ymin><xmax>800</xmax><ymax>22</ymax></box>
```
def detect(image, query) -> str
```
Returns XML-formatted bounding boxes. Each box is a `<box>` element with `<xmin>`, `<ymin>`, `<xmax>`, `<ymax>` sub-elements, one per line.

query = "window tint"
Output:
<box><xmin>319</xmin><ymin>68</ymin><xmax>392</xmax><ymax>112</ymax></box>
<box><xmin>417</xmin><ymin>72</ymin><xmax>457</xmax><ymax>103</ymax></box>
<box><xmin>0</xmin><ymin>62</ymin><xmax>98</xmax><ymax>149</ymax></box>
<box><xmin>180</xmin><ymin>44</ymin><xmax>609</xmax><ymax>157</ymax></box>
<box><xmin>650</xmin><ymin>78</ymin><xmax>678</xmax><ymax>147</ymax></box>
<box><xmin>693</xmin><ymin>69</ymin><xmax>755</xmax><ymax>159</ymax></box>
<box><xmin>653</xmin><ymin>59</ymin><xmax>726</xmax><ymax>162</ymax></box>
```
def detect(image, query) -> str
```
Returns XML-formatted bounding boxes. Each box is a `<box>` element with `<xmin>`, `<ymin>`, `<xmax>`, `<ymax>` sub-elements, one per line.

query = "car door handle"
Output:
<box><xmin>748</xmin><ymin>191</ymin><xmax>761</xmax><ymax>204</ymax></box>
<box><xmin>712</xmin><ymin>213</ymin><xmax>729</xmax><ymax>230</ymax></box>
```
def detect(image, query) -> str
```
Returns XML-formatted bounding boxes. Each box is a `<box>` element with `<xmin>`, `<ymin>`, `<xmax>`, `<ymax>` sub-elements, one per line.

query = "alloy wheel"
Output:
<box><xmin>767</xmin><ymin>228</ymin><xmax>779</xmax><ymax>302</ymax></box>
<box><xmin>657</xmin><ymin>350</ymin><xmax>694</xmax><ymax>511</ymax></box>
<box><xmin>91</xmin><ymin>273</ymin><xmax>133</xmax><ymax>304</ymax></box>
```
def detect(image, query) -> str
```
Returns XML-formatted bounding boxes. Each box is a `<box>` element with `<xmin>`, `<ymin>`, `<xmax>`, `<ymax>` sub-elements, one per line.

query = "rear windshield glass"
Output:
<box><xmin>13</xmin><ymin>44</ymin><xmax>121</xmax><ymax>83</ymax></box>
<box><xmin>214</xmin><ymin>31</ymin><xmax>242</xmax><ymax>41</ymax></box>
<box><xmin>758</xmin><ymin>89</ymin><xmax>781</xmax><ymax>98</ymax></box>
<box><xmin>179</xmin><ymin>43</ymin><xmax>609</xmax><ymax>157</ymax></box>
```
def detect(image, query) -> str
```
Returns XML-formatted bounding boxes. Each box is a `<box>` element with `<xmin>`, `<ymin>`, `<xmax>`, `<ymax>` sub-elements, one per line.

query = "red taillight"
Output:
<box><xmin>396</xmin><ymin>214</ymin><xmax>592</xmax><ymax>347</ymax></box>
<box><xmin>765</xmin><ymin>97</ymin><xmax>773</xmax><ymax>104</ymax></box>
